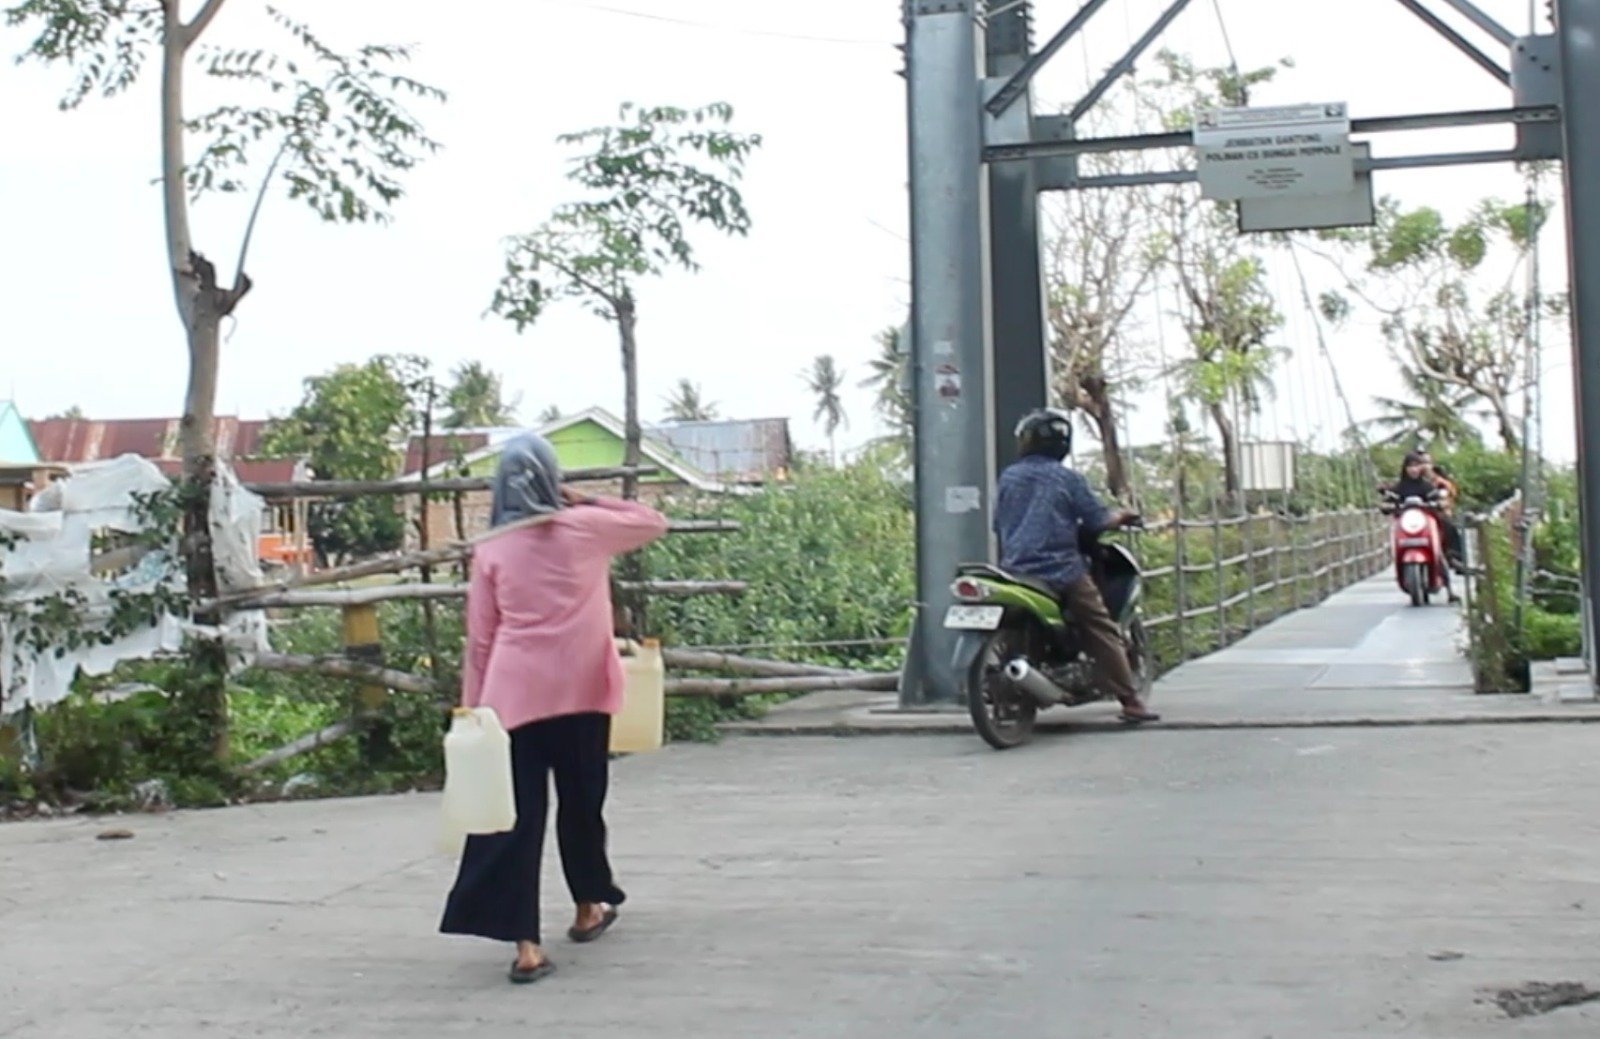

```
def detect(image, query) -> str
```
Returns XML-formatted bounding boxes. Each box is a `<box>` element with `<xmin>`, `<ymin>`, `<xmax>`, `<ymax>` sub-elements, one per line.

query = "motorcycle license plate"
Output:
<box><xmin>944</xmin><ymin>605</ymin><xmax>1004</xmax><ymax>630</ymax></box>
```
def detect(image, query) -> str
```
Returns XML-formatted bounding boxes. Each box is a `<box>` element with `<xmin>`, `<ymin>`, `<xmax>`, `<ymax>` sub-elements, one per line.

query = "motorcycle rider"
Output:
<box><xmin>1418</xmin><ymin>452</ymin><xmax>1465</xmax><ymax>568</ymax></box>
<box><xmin>1382</xmin><ymin>451</ymin><xmax>1460</xmax><ymax>603</ymax></box>
<box><xmin>993</xmin><ymin>408</ymin><xmax>1160</xmax><ymax>724</ymax></box>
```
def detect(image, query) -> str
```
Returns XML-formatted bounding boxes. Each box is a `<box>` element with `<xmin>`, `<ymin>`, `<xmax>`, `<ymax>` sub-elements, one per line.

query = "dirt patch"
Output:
<box><xmin>1494</xmin><ymin>982</ymin><xmax>1600</xmax><ymax>1019</ymax></box>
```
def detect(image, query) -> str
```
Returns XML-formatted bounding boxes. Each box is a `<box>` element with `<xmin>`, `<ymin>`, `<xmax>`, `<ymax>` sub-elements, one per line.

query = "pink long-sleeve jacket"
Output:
<box><xmin>461</xmin><ymin>498</ymin><xmax>669</xmax><ymax>731</ymax></box>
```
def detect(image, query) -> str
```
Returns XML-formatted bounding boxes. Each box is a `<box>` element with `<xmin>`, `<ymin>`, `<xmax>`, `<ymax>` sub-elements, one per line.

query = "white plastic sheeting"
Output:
<box><xmin>0</xmin><ymin>456</ymin><xmax>267</xmax><ymax>716</ymax></box>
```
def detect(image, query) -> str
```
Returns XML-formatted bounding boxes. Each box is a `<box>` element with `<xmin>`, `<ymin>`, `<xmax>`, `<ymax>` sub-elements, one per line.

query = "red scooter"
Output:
<box><xmin>1380</xmin><ymin>488</ymin><xmax>1453</xmax><ymax>607</ymax></box>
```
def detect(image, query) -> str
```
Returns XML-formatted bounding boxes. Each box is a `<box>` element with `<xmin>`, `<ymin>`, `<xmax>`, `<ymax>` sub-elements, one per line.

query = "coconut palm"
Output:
<box><xmin>662</xmin><ymin>379</ymin><xmax>719</xmax><ymax>422</ymax></box>
<box><xmin>802</xmin><ymin>354</ymin><xmax>849</xmax><ymax>465</ymax></box>
<box><xmin>1368</xmin><ymin>363</ymin><xmax>1485</xmax><ymax>450</ymax></box>
<box><xmin>443</xmin><ymin>361</ymin><xmax>519</xmax><ymax>429</ymax></box>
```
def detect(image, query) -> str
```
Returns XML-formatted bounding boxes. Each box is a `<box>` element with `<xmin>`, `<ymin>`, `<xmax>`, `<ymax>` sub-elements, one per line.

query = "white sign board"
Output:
<box><xmin>1238</xmin><ymin>143</ymin><xmax>1375</xmax><ymax>233</ymax></box>
<box><xmin>1194</xmin><ymin>103</ymin><xmax>1353</xmax><ymax>202</ymax></box>
<box><xmin>1241</xmin><ymin>441</ymin><xmax>1297</xmax><ymax>494</ymax></box>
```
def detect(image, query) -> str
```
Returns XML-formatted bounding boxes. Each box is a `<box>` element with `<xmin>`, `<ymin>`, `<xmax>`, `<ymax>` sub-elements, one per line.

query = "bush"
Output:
<box><xmin>645</xmin><ymin>460</ymin><xmax>916</xmax><ymax>670</ymax></box>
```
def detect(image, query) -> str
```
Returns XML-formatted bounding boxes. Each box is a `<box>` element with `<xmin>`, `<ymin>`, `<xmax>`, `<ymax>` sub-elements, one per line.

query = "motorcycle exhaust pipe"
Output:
<box><xmin>1003</xmin><ymin>658</ymin><xmax>1067</xmax><ymax>708</ymax></box>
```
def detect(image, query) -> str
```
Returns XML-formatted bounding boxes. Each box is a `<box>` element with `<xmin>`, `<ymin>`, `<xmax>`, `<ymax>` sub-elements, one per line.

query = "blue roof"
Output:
<box><xmin>0</xmin><ymin>402</ymin><xmax>39</xmax><ymax>464</ymax></box>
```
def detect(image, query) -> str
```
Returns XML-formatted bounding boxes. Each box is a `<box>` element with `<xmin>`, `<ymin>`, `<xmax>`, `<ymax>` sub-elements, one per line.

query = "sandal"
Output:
<box><xmin>568</xmin><ymin>907</ymin><xmax>618</xmax><ymax>944</ymax></box>
<box><xmin>508</xmin><ymin>958</ymin><xmax>556</xmax><ymax>984</ymax></box>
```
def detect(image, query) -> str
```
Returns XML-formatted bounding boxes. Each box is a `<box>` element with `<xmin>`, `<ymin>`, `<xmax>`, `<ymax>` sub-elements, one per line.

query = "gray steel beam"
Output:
<box><xmin>986</xmin><ymin>0</ymin><xmax>1113</xmax><ymax>116</ymax></box>
<box><xmin>1070</xmin><ymin>0</ymin><xmax>1196</xmax><ymax>122</ymax></box>
<box><xmin>985</xmin><ymin>5</ymin><xmax>1052</xmax><ymax>486</ymax></box>
<box><xmin>984</xmin><ymin>87</ymin><xmax>1050</xmax><ymax>487</ymax></box>
<box><xmin>1436</xmin><ymin>0</ymin><xmax>1517</xmax><ymax>45</ymax></box>
<box><xmin>1555</xmin><ymin>0</ymin><xmax>1600</xmax><ymax>688</ymax></box>
<box><xmin>985</xmin><ymin>104</ymin><xmax>1560</xmax><ymax>164</ymax></box>
<box><xmin>1068</xmin><ymin>148</ymin><xmax>1527</xmax><ymax>191</ymax></box>
<box><xmin>900</xmin><ymin>0</ymin><xmax>994</xmax><ymax>707</ymax></box>
<box><xmin>984</xmin><ymin>0</ymin><xmax>1033</xmax><ymax>62</ymax></box>
<box><xmin>1391</xmin><ymin>0</ymin><xmax>1511</xmax><ymax>84</ymax></box>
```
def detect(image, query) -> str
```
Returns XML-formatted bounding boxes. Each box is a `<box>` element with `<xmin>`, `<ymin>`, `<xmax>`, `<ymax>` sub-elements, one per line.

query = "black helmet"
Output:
<box><xmin>1015</xmin><ymin>408</ymin><xmax>1073</xmax><ymax>461</ymax></box>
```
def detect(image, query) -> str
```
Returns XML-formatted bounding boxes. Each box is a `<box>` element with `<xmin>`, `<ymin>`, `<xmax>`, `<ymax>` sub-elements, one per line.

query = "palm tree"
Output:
<box><xmin>802</xmin><ymin>354</ymin><xmax>848</xmax><ymax>465</ymax></box>
<box><xmin>859</xmin><ymin>326</ymin><xmax>911</xmax><ymax>457</ymax></box>
<box><xmin>662</xmin><ymin>379</ymin><xmax>719</xmax><ymax>423</ymax></box>
<box><xmin>1368</xmin><ymin>363</ymin><xmax>1484</xmax><ymax>450</ymax></box>
<box><xmin>443</xmin><ymin>361</ymin><xmax>519</xmax><ymax>429</ymax></box>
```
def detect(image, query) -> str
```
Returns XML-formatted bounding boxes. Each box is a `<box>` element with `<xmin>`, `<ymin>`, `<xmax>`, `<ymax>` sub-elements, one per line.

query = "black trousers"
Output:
<box><xmin>1441</xmin><ymin>516</ymin><xmax>1464</xmax><ymax>562</ymax></box>
<box><xmin>439</xmin><ymin>712</ymin><xmax>626</xmax><ymax>945</ymax></box>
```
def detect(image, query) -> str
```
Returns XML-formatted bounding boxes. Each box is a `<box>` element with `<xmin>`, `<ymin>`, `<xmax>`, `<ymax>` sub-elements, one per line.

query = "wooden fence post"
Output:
<box><xmin>1244</xmin><ymin>513</ymin><xmax>1257</xmax><ymax>631</ymax></box>
<box><xmin>1212</xmin><ymin>500</ymin><xmax>1226</xmax><ymax>651</ymax></box>
<box><xmin>1271</xmin><ymin>513</ymin><xmax>1285</xmax><ymax>618</ymax></box>
<box><xmin>1336</xmin><ymin>512</ymin><xmax>1349</xmax><ymax>590</ymax></box>
<box><xmin>1175</xmin><ymin>509</ymin><xmax>1189</xmax><ymax>663</ymax></box>
<box><xmin>1289</xmin><ymin>515</ymin><xmax>1302</xmax><ymax>609</ymax></box>
<box><xmin>341</xmin><ymin>603</ymin><xmax>392</xmax><ymax>763</ymax></box>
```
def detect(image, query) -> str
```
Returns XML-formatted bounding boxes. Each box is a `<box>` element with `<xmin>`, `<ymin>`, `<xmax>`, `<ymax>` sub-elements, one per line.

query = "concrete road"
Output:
<box><xmin>4</xmin><ymin>725</ymin><xmax>1600</xmax><ymax>1038</ymax></box>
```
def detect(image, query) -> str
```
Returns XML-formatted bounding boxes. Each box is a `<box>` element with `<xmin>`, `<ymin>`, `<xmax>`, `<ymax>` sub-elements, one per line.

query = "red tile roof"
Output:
<box><xmin>29</xmin><ymin>417</ymin><xmax>278</xmax><ymax>464</ymax></box>
<box><xmin>403</xmin><ymin>433</ymin><xmax>489</xmax><ymax>475</ymax></box>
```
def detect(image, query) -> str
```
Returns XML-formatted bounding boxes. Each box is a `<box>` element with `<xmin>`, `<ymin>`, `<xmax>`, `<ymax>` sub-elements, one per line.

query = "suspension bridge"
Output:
<box><xmin>5</xmin><ymin>2</ymin><xmax>1600</xmax><ymax>1036</ymax></box>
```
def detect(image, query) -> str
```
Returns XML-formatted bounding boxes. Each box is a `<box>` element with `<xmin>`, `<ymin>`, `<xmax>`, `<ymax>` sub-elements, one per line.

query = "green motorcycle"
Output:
<box><xmin>945</xmin><ymin>529</ymin><xmax>1155</xmax><ymax>750</ymax></box>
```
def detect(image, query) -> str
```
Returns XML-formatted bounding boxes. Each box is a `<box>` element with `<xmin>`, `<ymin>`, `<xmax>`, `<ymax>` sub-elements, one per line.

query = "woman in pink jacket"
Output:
<box><xmin>439</xmin><ymin>433</ymin><xmax>668</xmax><ymax>984</ymax></box>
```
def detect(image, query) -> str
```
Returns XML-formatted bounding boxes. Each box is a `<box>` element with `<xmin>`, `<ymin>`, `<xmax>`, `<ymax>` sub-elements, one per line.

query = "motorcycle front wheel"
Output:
<box><xmin>1403</xmin><ymin>561</ymin><xmax>1427</xmax><ymax>607</ymax></box>
<box><xmin>967</xmin><ymin>627</ymin><xmax>1038</xmax><ymax>750</ymax></box>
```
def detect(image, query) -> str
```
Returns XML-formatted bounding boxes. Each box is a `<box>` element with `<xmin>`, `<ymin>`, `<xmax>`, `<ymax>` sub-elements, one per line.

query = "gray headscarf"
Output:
<box><xmin>489</xmin><ymin>433</ymin><xmax>564</xmax><ymax>527</ymax></box>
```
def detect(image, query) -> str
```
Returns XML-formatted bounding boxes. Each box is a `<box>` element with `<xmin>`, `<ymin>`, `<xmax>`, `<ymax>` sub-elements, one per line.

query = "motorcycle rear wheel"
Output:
<box><xmin>967</xmin><ymin>627</ymin><xmax>1038</xmax><ymax>751</ymax></box>
<box><xmin>1127</xmin><ymin>618</ymin><xmax>1155</xmax><ymax>700</ymax></box>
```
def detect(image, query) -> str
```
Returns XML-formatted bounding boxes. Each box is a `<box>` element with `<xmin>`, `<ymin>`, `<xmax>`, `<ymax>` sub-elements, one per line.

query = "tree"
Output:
<box><xmin>537</xmin><ymin>404</ymin><xmax>563</xmax><ymax>424</ymax></box>
<box><xmin>1147</xmin><ymin>52</ymin><xmax>1286</xmax><ymax>503</ymax></box>
<box><xmin>1376</xmin><ymin>202</ymin><xmax>1557</xmax><ymax>453</ymax></box>
<box><xmin>1171</xmin><ymin>227</ymin><xmax>1284</xmax><ymax>500</ymax></box>
<box><xmin>802</xmin><ymin>354</ymin><xmax>848</xmax><ymax>466</ymax></box>
<box><xmin>1044</xmin><ymin>192</ymin><xmax>1159</xmax><ymax>499</ymax></box>
<box><xmin>45</xmin><ymin>405</ymin><xmax>85</xmax><ymax>421</ymax></box>
<box><xmin>443</xmin><ymin>361</ymin><xmax>518</xmax><ymax>429</ymax></box>
<box><xmin>1367</xmin><ymin>360</ymin><xmax>1486</xmax><ymax>450</ymax></box>
<box><xmin>662</xmin><ymin>379</ymin><xmax>719</xmax><ymax>423</ymax></box>
<box><xmin>491</xmin><ymin>102</ymin><xmax>760</xmax><ymax>499</ymax></box>
<box><xmin>260</xmin><ymin>355</ymin><xmax>421</xmax><ymax>564</ymax></box>
<box><xmin>859</xmin><ymin>325</ymin><xmax>911</xmax><ymax>461</ymax></box>
<box><xmin>7</xmin><ymin>0</ymin><xmax>443</xmax><ymax>755</ymax></box>
<box><xmin>1041</xmin><ymin>81</ymin><xmax>1167</xmax><ymax>499</ymax></box>
<box><xmin>1316</xmin><ymin>195</ymin><xmax>1559</xmax><ymax>453</ymax></box>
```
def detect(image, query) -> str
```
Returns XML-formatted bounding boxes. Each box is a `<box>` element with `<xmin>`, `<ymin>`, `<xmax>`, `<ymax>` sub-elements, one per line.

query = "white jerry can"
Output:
<box><xmin>611</xmin><ymin>638</ymin><xmax>665</xmax><ymax>754</ymax></box>
<box><xmin>439</xmin><ymin>706</ymin><xmax>516</xmax><ymax>853</ymax></box>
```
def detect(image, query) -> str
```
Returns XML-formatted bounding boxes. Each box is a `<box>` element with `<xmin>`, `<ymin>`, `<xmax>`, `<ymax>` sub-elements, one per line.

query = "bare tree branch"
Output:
<box><xmin>183</xmin><ymin>0</ymin><xmax>228</xmax><ymax>49</ymax></box>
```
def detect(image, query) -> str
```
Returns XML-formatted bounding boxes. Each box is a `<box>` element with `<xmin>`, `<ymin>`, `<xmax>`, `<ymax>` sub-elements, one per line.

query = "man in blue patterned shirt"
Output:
<box><xmin>994</xmin><ymin>409</ymin><xmax>1159</xmax><ymax>723</ymax></box>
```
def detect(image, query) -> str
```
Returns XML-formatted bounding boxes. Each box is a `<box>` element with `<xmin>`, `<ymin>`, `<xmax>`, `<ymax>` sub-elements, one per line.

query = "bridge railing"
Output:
<box><xmin>1130</xmin><ymin>508</ymin><xmax>1389</xmax><ymax>672</ymax></box>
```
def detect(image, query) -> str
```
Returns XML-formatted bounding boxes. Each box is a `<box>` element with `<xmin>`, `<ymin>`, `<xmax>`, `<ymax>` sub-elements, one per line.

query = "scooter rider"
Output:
<box><xmin>994</xmin><ymin>408</ymin><xmax>1160</xmax><ymax>724</ymax></box>
<box><xmin>1381</xmin><ymin>451</ymin><xmax>1460</xmax><ymax>604</ymax></box>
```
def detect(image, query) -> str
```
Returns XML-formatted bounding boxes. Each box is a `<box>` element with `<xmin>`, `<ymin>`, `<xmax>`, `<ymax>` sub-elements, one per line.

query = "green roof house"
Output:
<box><xmin>398</xmin><ymin>408</ymin><xmax>731</xmax><ymax>545</ymax></box>
<box><xmin>0</xmin><ymin>401</ymin><xmax>40</xmax><ymax>465</ymax></box>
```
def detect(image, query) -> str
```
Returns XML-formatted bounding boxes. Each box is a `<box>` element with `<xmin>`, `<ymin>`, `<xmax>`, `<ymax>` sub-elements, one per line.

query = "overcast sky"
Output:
<box><xmin>0</xmin><ymin>0</ymin><xmax>1575</xmax><ymax>460</ymax></box>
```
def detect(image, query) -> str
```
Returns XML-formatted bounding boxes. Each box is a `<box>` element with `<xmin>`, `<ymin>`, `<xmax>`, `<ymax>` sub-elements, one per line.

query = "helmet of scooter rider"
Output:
<box><xmin>1015</xmin><ymin>408</ymin><xmax>1074</xmax><ymax>462</ymax></box>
